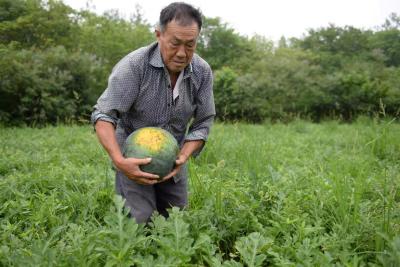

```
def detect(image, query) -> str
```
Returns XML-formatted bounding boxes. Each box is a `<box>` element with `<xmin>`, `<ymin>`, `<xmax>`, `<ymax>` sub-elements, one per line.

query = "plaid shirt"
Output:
<box><xmin>91</xmin><ymin>42</ymin><xmax>215</xmax><ymax>162</ymax></box>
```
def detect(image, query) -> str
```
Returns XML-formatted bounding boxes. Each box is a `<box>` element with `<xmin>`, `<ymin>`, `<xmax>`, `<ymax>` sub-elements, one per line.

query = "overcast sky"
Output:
<box><xmin>63</xmin><ymin>0</ymin><xmax>400</xmax><ymax>41</ymax></box>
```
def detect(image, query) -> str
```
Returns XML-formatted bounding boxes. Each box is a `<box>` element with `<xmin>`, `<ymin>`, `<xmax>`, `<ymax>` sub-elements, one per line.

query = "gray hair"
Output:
<box><xmin>158</xmin><ymin>2</ymin><xmax>202</xmax><ymax>32</ymax></box>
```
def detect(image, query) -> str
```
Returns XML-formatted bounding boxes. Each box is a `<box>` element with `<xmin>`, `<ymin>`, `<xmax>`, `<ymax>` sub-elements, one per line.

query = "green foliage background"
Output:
<box><xmin>0</xmin><ymin>0</ymin><xmax>399</xmax><ymax>125</ymax></box>
<box><xmin>1</xmin><ymin>120</ymin><xmax>399</xmax><ymax>265</ymax></box>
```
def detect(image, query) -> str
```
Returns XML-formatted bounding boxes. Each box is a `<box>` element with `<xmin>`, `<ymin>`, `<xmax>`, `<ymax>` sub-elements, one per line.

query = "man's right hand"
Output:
<box><xmin>114</xmin><ymin>157</ymin><xmax>159</xmax><ymax>185</ymax></box>
<box><xmin>94</xmin><ymin>121</ymin><xmax>159</xmax><ymax>185</ymax></box>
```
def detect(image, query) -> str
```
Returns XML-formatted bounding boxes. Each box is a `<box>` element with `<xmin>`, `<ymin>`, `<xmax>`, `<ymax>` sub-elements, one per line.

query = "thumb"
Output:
<box><xmin>176</xmin><ymin>154</ymin><xmax>188</xmax><ymax>165</ymax></box>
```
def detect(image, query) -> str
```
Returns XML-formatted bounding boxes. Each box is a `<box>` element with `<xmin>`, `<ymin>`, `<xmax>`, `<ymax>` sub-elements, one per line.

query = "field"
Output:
<box><xmin>1</xmin><ymin>119</ymin><xmax>399</xmax><ymax>266</ymax></box>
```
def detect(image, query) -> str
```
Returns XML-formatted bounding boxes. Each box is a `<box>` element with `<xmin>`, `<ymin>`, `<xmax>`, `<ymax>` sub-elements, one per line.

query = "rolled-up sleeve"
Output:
<box><xmin>185</xmin><ymin>65</ymin><xmax>216</xmax><ymax>155</ymax></box>
<box><xmin>91</xmin><ymin>56</ymin><xmax>141</xmax><ymax>127</ymax></box>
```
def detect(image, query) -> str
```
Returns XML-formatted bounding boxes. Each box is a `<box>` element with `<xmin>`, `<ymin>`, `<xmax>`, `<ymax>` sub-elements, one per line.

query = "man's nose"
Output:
<box><xmin>176</xmin><ymin>45</ymin><xmax>186</xmax><ymax>58</ymax></box>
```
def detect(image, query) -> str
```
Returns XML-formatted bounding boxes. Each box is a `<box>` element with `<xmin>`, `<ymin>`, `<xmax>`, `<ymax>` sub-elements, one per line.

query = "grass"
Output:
<box><xmin>0</xmin><ymin>118</ymin><xmax>399</xmax><ymax>266</ymax></box>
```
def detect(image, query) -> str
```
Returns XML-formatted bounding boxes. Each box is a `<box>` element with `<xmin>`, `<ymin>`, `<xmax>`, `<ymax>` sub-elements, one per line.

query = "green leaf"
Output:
<box><xmin>234</xmin><ymin>232</ymin><xmax>272</xmax><ymax>267</ymax></box>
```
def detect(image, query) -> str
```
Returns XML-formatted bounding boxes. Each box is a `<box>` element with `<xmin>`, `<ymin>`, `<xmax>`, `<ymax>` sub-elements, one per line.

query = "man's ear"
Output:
<box><xmin>155</xmin><ymin>29</ymin><xmax>161</xmax><ymax>39</ymax></box>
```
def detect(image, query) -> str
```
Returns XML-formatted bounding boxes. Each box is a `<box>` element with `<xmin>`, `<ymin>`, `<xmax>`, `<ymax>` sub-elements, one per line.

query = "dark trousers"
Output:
<box><xmin>115</xmin><ymin>171</ymin><xmax>188</xmax><ymax>223</ymax></box>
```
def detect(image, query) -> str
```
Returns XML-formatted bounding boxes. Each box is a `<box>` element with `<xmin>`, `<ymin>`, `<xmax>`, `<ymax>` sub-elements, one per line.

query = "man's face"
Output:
<box><xmin>156</xmin><ymin>20</ymin><xmax>199</xmax><ymax>75</ymax></box>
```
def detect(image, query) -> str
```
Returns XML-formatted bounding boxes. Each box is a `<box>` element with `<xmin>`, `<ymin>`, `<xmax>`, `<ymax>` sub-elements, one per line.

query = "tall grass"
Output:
<box><xmin>0</xmin><ymin>119</ymin><xmax>399</xmax><ymax>266</ymax></box>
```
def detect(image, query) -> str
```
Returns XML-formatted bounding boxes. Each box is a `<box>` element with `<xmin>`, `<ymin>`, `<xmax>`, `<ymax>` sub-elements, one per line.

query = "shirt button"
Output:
<box><xmin>167</xmin><ymin>103</ymin><xmax>171</xmax><ymax>107</ymax></box>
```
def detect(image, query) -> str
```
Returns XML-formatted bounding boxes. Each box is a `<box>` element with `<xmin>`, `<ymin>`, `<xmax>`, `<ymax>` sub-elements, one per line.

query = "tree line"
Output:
<box><xmin>1</xmin><ymin>0</ymin><xmax>399</xmax><ymax>125</ymax></box>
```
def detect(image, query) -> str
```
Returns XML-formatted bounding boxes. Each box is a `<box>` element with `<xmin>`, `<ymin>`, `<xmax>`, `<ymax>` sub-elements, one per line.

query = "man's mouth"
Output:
<box><xmin>173</xmin><ymin>60</ymin><xmax>185</xmax><ymax>65</ymax></box>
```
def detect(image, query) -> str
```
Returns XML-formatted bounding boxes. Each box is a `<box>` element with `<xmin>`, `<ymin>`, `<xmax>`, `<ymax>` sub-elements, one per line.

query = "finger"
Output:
<box><xmin>135</xmin><ymin>170</ymin><xmax>159</xmax><ymax>180</ymax></box>
<box><xmin>130</xmin><ymin>157</ymin><xmax>152</xmax><ymax>165</ymax></box>
<box><xmin>159</xmin><ymin>174</ymin><xmax>174</xmax><ymax>182</ymax></box>
<box><xmin>135</xmin><ymin>177</ymin><xmax>158</xmax><ymax>185</ymax></box>
<box><xmin>126</xmin><ymin>175</ymin><xmax>157</xmax><ymax>185</ymax></box>
<box><xmin>175</xmin><ymin>156</ymin><xmax>185</xmax><ymax>165</ymax></box>
<box><xmin>161</xmin><ymin>168</ymin><xmax>180</xmax><ymax>181</ymax></box>
<box><xmin>175</xmin><ymin>158</ymin><xmax>185</xmax><ymax>165</ymax></box>
<box><xmin>175</xmin><ymin>154</ymin><xmax>188</xmax><ymax>165</ymax></box>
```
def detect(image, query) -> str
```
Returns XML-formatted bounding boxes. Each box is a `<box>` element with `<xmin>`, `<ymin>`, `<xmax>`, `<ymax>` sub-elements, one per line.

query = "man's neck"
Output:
<box><xmin>169</xmin><ymin>72</ymin><xmax>179</xmax><ymax>89</ymax></box>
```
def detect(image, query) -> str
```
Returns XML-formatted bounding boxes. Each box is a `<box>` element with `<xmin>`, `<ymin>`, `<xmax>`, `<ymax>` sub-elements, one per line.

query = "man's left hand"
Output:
<box><xmin>160</xmin><ymin>154</ymin><xmax>189</xmax><ymax>182</ymax></box>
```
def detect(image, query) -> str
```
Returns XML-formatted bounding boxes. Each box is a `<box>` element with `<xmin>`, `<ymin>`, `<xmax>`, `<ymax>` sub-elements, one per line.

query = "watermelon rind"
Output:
<box><xmin>123</xmin><ymin>127</ymin><xmax>179</xmax><ymax>178</ymax></box>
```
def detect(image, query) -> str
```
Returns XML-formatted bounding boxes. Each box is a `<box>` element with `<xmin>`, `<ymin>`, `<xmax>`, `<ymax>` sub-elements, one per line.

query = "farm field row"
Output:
<box><xmin>0</xmin><ymin>119</ymin><xmax>399</xmax><ymax>266</ymax></box>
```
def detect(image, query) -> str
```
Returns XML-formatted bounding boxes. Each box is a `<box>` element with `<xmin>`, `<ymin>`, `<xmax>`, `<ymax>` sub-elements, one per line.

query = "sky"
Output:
<box><xmin>63</xmin><ymin>0</ymin><xmax>400</xmax><ymax>41</ymax></box>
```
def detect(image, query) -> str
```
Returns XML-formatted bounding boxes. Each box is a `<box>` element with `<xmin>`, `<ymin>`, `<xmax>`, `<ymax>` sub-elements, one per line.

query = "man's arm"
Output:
<box><xmin>95</xmin><ymin>120</ymin><xmax>159</xmax><ymax>185</ymax></box>
<box><xmin>179</xmin><ymin>140</ymin><xmax>204</xmax><ymax>161</ymax></box>
<box><xmin>184</xmin><ymin>62</ymin><xmax>216</xmax><ymax>156</ymax></box>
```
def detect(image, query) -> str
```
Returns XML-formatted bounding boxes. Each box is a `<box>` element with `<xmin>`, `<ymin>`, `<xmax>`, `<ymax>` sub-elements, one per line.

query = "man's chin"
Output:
<box><xmin>168</xmin><ymin>65</ymin><xmax>186</xmax><ymax>74</ymax></box>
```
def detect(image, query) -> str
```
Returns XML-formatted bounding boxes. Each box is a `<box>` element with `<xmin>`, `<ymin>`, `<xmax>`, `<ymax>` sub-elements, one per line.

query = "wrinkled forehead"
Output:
<box><xmin>161</xmin><ymin>18</ymin><xmax>200</xmax><ymax>32</ymax></box>
<box><xmin>162</xmin><ymin>20</ymin><xmax>199</xmax><ymax>38</ymax></box>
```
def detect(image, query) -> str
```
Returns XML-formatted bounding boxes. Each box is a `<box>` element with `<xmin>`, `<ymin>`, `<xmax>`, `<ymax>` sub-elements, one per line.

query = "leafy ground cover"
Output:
<box><xmin>0</xmin><ymin>118</ymin><xmax>399</xmax><ymax>266</ymax></box>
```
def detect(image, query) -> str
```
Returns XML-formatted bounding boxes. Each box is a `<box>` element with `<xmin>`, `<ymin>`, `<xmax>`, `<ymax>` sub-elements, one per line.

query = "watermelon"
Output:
<box><xmin>123</xmin><ymin>127</ymin><xmax>179</xmax><ymax>178</ymax></box>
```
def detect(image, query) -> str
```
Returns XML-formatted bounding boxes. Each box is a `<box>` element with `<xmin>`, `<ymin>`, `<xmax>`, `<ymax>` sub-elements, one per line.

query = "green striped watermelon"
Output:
<box><xmin>123</xmin><ymin>127</ymin><xmax>179</xmax><ymax>178</ymax></box>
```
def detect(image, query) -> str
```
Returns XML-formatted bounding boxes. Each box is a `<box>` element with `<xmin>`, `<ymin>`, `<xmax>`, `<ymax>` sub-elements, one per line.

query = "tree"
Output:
<box><xmin>370</xmin><ymin>14</ymin><xmax>400</xmax><ymax>67</ymax></box>
<box><xmin>0</xmin><ymin>45</ymin><xmax>105</xmax><ymax>125</ymax></box>
<box><xmin>0</xmin><ymin>0</ymin><xmax>79</xmax><ymax>49</ymax></box>
<box><xmin>197</xmin><ymin>17</ymin><xmax>248</xmax><ymax>70</ymax></box>
<box><xmin>77</xmin><ymin>9</ymin><xmax>154</xmax><ymax>71</ymax></box>
<box><xmin>0</xmin><ymin>0</ymin><xmax>27</xmax><ymax>22</ymax></box>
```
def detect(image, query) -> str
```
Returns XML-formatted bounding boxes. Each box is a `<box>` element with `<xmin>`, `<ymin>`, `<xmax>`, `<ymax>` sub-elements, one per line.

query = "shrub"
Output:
<box><xmin>0</xmin><ymin>45</ymin><xmax>106</xmax><ymax>125</ymax></box>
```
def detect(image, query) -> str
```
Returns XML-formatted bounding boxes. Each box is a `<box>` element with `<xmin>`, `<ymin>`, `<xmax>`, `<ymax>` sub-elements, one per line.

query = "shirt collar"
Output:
<box><xmin>149</xmin><ymin>42</ymin><xmax>193</xmax><ymax>79</ymax></box>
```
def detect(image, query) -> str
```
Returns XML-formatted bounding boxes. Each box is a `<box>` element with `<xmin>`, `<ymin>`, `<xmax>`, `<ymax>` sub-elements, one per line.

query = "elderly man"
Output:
<box><xmin>91</xmin><ymin>2</ymin><xmax>215</xmax><ymax>223</ymax></box>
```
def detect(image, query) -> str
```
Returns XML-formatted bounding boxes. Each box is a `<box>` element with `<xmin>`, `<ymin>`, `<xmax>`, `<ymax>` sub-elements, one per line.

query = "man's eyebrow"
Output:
<box><xmin>173</xmin><ymin>36</ymin><xmax>196</xmax><ymax>43</ymax></box>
